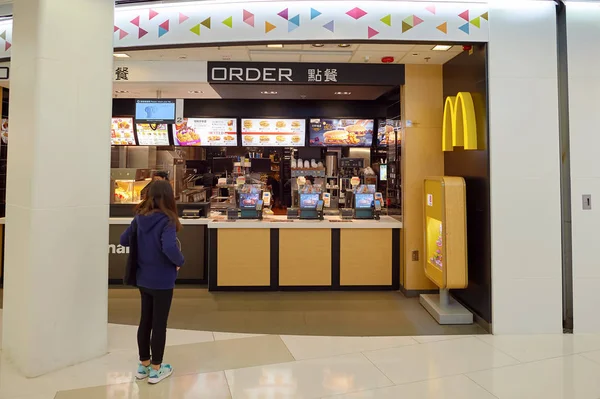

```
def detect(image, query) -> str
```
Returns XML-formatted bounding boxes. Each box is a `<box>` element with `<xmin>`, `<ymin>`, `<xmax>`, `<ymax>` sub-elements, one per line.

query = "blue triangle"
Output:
<box><xmin>289</xmin><ymin>14</ymin><xmax>300</xmax><ymax>26</ymax></box>
<box><xmin>310</xmin><ymin>8</ymin><xmax>322</xmax><ymax>20</ymax></box>
<box><xmin>158</xmin><ymin>26</ymin><xmax>168</xmax><ymax>37</ymax></box>
<box><xmin>458</xmin><ymin>22</ymin><xmax>470</xmax><ymax>34</ymax></box>
<box><xmin>288</xmin><ymin>19</ymin><xmax>299</xmax><ymax>32</ymax></box>
<box><xmin>323</xmin><ymin>20</ymin><xmax>334</xmax><ymax>33</ymax></box>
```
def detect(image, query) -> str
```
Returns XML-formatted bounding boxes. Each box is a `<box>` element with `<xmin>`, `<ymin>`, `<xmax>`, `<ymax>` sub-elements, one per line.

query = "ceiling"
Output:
<box><xmin>210</xmin><ymin>84</ymin><xmax>397</xmax><ymax>101</ymax></box>
<box><xmin>123</xmin><ymin>43</ymin><xmax>466</xmax><ymax>65</ymax></box>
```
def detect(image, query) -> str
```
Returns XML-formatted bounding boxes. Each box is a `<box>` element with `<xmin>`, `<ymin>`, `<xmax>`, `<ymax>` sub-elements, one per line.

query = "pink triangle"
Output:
<box><xmin>5</xmin><ymin>41</ymin><xmax>10</xmax><ymax>51</ymax></box>
<box><xmin>131</xmin><ymin>16</ymin><xmax>140</xmax><ymax>27</ymax></box>
<box><xmin>119</xmin><ymin>29</ymin><xmax>129</xmax><ymax>40</ymax></box>
<box><xmin>139</xmin><ymin>27</ymin><xmax>148</xmax><ymax>39</ymax></box>
<box><xmin>278</xmin><ymin>8</ymin><xmax>289</xmax><ymax>20</ymax></box>
<box><xmin>413</xmin><ymin>15</ymin><xmax>424</xmax><ymax>26</ymax></box>
<box><xmin>459</xmin><ymin>10</ymin><xmax>469</xmax><ymax>21</ymax></box>
<box><xmin>179</xmin><ymin>13</ymin><xmax>189</xmax><ymax>24</ymax></box>
<box><xmin>114</xmin><ymin>25</ymin><xmax>119</xmax><ymax>32</ymax></box>
<box><xmin>159</xmin><ymin>20</ymin><xmax>170</xmax><ymax>31</ymax></box>
<box><xmin>244</xmin><ymin>15</ymin><xmax>255</xmax><ymax>27</ymax></box>
<box><xmin>243</xmin><ymin>9</ymin><xmax>253</xmax><ymax>21</ymax></box>
<box><xmin>149</xmin><ymin>9</ymin><xmax>159</xmax><ymax>20</ymax></box>
<box><xmin>346</xmin><ymin>7</ymin><xmax>367</xmax><ymax>20</ymax></box>
<box><xmin>368</xmin><ymin>26</ymin><xmax>379</xmax><ymax>39</ymax></box>
<box><xmin>426</xmin><ymin>5</ymin><xmax>436</xmax><ymax>14</ymax></box>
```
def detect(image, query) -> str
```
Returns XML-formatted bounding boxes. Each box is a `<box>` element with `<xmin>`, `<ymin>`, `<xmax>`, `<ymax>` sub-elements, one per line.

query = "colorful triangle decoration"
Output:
<box><xmin>481</xmin><ymin>12</ymin><xmax>489</xmax><ymax>21</ymax></box>
<box><xmin>114</xmin><ymin>25</ymin><xmax>119</xmax><ymax>33</ymax></box>
<box><xmin>5</xmin><ymin>41</ymin><xmax>10</xmax><ymax>51</ymax></box>
<box><xmin>139</xmin><ymin>27</ymin><xmax>148</xmax><ymax>39</ymax></box>
<box><xmin>190</xmin><ymin>24</ymin><xmax>201</xmax><ymax>36</ymax></box>
<box><xmin>149</xmin><ymin>9</ymin><xmax>159</xmax><ymax>20</ymax></box>
<box><xmin>426</xmin><ymin>5</ymin><xmax>436</xmax><ymax>14</ymax></box>
<box><xmin>222</xmin><ymin>16</ymin><xmax>233</xmax><ymax>28</ymax></box>
<box><xmin>402</xmin><ymin>21</ymin><xmax>412</xmax><ymax>33</ymax></box>
<box><xmin>403</xmin><ymin>15</ymin><xmax>414</xmax><ymax>28</ymax></box>
<box><xmin>311</xmin><ymin>8</ymin><xmax>322</xmax><ymax>20</ymax></box>
<box><xmin>470</xmin><ymin>16</ymin><xmax>481</xmax><ymax>28</ymax></box>
<box><xmin>381</xmin><ymin>14</ymin><xmax>391</xmax><ymax>27</ymax></box>
<box><xmin>278</xmin><ymin>8</ymin><xmax>289</xmax><ymax>20</ymax></box>
<box><xmin>243</xmin><ymin>10</ymin><xmax>255</xmax><ymax>27</ymax></box>
<box><xmin>436</xmin><ymin>22</ymin><xmax>447</xmax><ymax>34</ymax></box>
<box><xmin>131</xmin><ymin>16</ymin><xmax>140</xmax><ymax>27</ymax></box>
<box><xmin>288</xmin><ymin>15</ymin><xmax>300</xmax><ymax>33</ymax></box>
<box><xmin>119</xmin><ymin>29</ymin><xmax>129</xmax><ymax>40</ymax></box>
<box><xmin>158</xmin><ymin>20</ymin><xmax>169</xmax><ymax>37</ymax></box>
<box><xmin>265</xmin><ymin>21</ymin><xmax>276</xmax><ymax>33</ymax></box>
<box><xmin>0</xmin><ymin>31</ymin><xmax>6</xmax><ymax>40</ymax></box>
<box><xmin>368</xmin><ymin>26</ymin><xmax>379</xmax><ymax>39</ymax></box>
<box><xmin>346</xmin><ymin>7</ymin><xmax>367</xmax><ymax>20</ymax></box>
<box><xmin>179</xmin><ymin>13</ymin><xmax>189</xmax><ymax>24</ymax></box>
<box><xmin>459</xmin><ymin>10</ymin><xmax>469</xmax><ymax>21</ymax></box>
<box><xmin>201</xmin><ymin>17</ymin><xmax>211</xmax><ymax>29</ymax></box>
<box><xmin>323</xmin><ymin>20</ymin><xmax>334</xmax><ymax>33</ymax></box>
<box><xmin>413</xmin><ymin>15</ymin><xmax>424</xmax><ymax>26</ymax></box>
<box><xmin>459</xmin><ymin>22</ymin><xmax>470</xmax><ymax>34</ymax></box>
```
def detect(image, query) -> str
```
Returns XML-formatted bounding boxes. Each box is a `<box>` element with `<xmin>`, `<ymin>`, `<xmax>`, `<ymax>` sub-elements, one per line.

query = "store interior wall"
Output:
<box><xmin>442</xmin><ymin>45</ymin><xmax>491</xmax><ymax>324</ymax></box>
<box><xmin>401</xmin><ymin>64</ymin><xmax>443</xmax><ymax>292</ymax></box>
<box><xmin>565</xmin><ymin>2</ymin><xmax>600</xmax><ymax>334</ymax></box>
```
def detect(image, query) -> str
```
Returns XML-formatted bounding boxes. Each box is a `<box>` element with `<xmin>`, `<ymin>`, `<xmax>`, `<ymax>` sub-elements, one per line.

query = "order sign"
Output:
<box><xmin>241</xmin><ymin>119</ymin><xmax>305</xmax><ymax>147</ymax></box>
<box><xmin>174</xmin><ymin>118</ymin><xmax>237</xmax><ymax>147</ymax></box>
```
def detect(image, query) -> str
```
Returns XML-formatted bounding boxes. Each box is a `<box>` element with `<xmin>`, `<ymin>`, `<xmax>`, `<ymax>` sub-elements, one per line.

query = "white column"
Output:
<box><xmin>2</xmin><ymin>0</ymin><xmax>114</xmax><ymax>376</ymax></box>
<box><xmin>488</xmin><ymin>1</ymin><xmax>563</xmax><ymax>334</ymax></box>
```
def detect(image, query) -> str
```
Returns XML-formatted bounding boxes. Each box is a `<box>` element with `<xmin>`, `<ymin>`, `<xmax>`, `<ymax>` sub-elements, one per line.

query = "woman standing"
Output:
<box><xmin>120</xmin><ymin>180</ymin><xmax>184</xmax><ymax>384</ymax></box>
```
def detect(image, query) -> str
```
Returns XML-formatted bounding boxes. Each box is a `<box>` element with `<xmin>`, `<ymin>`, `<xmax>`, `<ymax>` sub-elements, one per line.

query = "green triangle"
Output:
<box><xmin>470</xmin><ymin>17</ymin><xmax>481</xmax><ymax>28</ymax></box>
<box><xmin>402</xmin><ymin>21</ymin><xmax>413</xmax><ymax>33</ymax></box>
<box><xmin>201</xmin><ymin>17</ymin><xmax>211</xmax><ymax>29</ymax></box>
<box><xmin>381</xmin><ymin>14</ymin><xmax>391</xmax><ymax>27</ymax></box>
<box><xmin>0</xmin><ymin>31</ymin><xmax>5</xmax><ymax>41</ymax></box>
<box><xmin>481</xmin><ymin>12</ymin><xmax>489</xmax><ymax>21</ymax></box>
<box><xmin>190</xmin><ymin>24</ymin><xmax>200</xmax><ymax>36</ymax></box>
<box><xmin>402</xmin><ymin>15</ymin><xmax>413</xmax><ymax>27</ymax></box>
<box><xmin>222</xmin><ymin>16</ymin><xmax>232</xmax><ymax>28</ymax></box>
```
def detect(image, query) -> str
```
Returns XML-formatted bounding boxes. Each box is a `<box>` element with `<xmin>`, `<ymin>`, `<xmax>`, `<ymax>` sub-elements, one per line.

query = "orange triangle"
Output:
<box><xmin>265</xmin><ymin>21</ymin><xmax>276</xmax><ymax>33</ymax></box>
<box><xmin>436</xmin><ymin>22</ymin><xmax>447</xmax><ymax>34</ymax></box>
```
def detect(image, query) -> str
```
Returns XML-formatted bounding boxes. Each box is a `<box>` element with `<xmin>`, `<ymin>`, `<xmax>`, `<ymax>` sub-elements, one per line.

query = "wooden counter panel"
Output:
<box><xmin>340</xmin><ymin>229</ymin><xmax>392</xmax><ymax>286</ymax></box>
<box><xmin>217</xmin><ymin>229</ymin><xmax>270</xmax><ymax>286</ymax></box>
<box><xmin>279</xmin><ymin>229</ymin><xmax>331</xmax><ymax>286</ymax></box>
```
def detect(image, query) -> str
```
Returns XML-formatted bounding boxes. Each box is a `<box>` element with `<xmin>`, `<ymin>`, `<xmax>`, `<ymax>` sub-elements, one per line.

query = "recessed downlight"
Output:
<box><xmin>261</xmin><ymin>91</ymin><xmax>278</xmax><ymax>95</ymax></box>
<box><xmin>266</xmin><ymin>44</ymin><xmax>284</xmax><ymax>48</ymax></box>
<box><xmin>432</xmin><ymin>45</ymin><xmax>453</xmax><ymax>51</ymax></box>
<box><xmin>338</xmin><ymin>44</ymin><xmax>351</xmax><ymax>48</ymax></box>
<box><xmin>188</xmin><ymin>90</ymin><xmax>203</xmax><ymax>94</ymax></box>
<box><xmin>312</xmin><ymin>44</ymin><xmax>325</xmax><ymax>48</ymax></box>
<box><xmin>334</xmin><ymin>91</ymin><xmax>352</xmax><ymax>95</ymax></box>
<box><xmin>113</xmin><ymin>53</ymin><xmax>130</xmax><ymax>58</ymax></box>
<box><xmin>114</xmin><ymin>90</ymin><xmax>129</xmax><ymax>93</ymax></box>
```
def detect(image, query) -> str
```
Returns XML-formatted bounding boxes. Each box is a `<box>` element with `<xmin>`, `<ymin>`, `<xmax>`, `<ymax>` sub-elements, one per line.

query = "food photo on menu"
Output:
<box><xmin>241</xmin><ymin>119</ymin><xmax>305</xmax><ymax>147</ymax></box>
<box><xmin>135</xmin><ymin>123</ymin><xmax>169</xmax><ymax>146</ymax></box>
<box><xmin>111</xmin><ymin>118</ymin><xmax>136</xmax><ymax>146</ymax></box>
<box><xmin>174</xmin><ymin>118</ymin><xmax>237</xmax><ymax>147</ymax></box>
<box><xmin>377</xmin><ymin>120</ymin><xmax>402</xmax><ymax>146</ymax></box>
<box><xmin>309</xmin><ymin>119</ymin><xmax>374</xmax><ymax>147</ymax></box>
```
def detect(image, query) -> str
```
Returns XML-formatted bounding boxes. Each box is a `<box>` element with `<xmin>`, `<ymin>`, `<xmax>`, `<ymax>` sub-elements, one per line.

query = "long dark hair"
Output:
<box><xmin>135</xmin><ymin>180</ymin><xmax>182</xmax><ymax>231</ymax></box>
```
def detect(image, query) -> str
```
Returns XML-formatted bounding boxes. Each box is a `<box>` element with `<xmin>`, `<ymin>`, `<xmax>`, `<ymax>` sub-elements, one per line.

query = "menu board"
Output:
<box><xmin>111</xmin><ymin>118</ymin><xmax>136</xmax><ymax>146</ymax></box>
<box><xmin>173</xmin><ymin>118</ymin><xmax>237</xmax><ymax>147</ymax></box>
<box><xmin>309</xmin><ymin>119</ymin><xmax>374</xmax><ymax>147</ymax></box>
<box><xmin>241</xmin><ymin>119</ymin><xmax>305</xmax><ymax>147</ymax></box>
<box><xmin>377</xmin><ymin>120</ymin><xmax>402</xmax><ymax>146</ymax></box>
<box><xmin>135</xmin><ymin>124</ymin><xmax>170</xmax><ymax>146</ymax></box>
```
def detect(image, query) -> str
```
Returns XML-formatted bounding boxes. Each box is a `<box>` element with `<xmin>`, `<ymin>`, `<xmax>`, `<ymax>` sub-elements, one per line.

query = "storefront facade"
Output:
<box><xmin>1</xmin><ymin>0</ymin><xmax>567</xmax><ymax>377</ymax></box>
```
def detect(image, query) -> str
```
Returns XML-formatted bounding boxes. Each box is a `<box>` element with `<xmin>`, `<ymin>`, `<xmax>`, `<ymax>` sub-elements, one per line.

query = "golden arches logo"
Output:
<box><xmin>442</xmin><ymin>92</ymin><xmax>486</xmax><ymax>151</ymax></box>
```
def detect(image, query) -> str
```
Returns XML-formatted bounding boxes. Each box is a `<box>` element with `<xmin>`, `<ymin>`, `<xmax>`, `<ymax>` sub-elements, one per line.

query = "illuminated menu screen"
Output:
<box><xmin>173</xmin><ymin>118</ymin><xmax>237</xmax><ymax>147</ymax></box>
<box><xmin>136</xmin><ymin>124</ymin><xmax>170</xmax><ymax>146</ymax></box>
<box><xmin>241</xmin><ymin>119</ymin><xmax>305</xmax><ymax>147</ymax></box>
<box><xmin>309</xmin><ymin>119</ymin><xmax>374</xmax><ymax>147</ymax></box>
<box><xmin>111</xmin><ymin>118</ymin><xmax>136</xmax><ymax>146</ymax></box>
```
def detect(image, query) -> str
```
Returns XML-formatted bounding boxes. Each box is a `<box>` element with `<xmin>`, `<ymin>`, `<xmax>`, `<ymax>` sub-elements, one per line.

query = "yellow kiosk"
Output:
<box><xmin>420</xmin><ymin>177</ymin><xmax>473</xmax><ymax>324</ymax></box>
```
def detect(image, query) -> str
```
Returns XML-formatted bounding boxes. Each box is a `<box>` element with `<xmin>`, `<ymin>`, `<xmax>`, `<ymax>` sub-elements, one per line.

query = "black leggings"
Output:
<box><xmin>138</xmin><ymin>287</ymin><xmax>174</xmax><ymax>365</ymax></box>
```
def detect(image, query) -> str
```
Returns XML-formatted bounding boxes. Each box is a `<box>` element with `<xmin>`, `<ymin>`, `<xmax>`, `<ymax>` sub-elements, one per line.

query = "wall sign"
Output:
<box><xmin>208</xmin><ymin>62</ymin><xmax>405</xmax><ymax>85</ymax></box>
<box><xmin>442</xmin><ymin>92</ymin><xmax>486</xmax><ymax>151</ymax></box>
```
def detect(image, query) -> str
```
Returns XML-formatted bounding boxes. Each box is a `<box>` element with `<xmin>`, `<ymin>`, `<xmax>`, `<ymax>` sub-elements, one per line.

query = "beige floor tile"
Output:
<box><xmin>55</xmin><ymin>371</ymin><xmax>231</xmax><ymax>399</ymax></box>
<box><xmin>213</xmin><ymin>332</ymin><xmax>266</xmax><ymax>341</ymax></box>
<box><xmin>108</xmin><ymin>324</ymin><xmax>214</xmax><ymax>352</ymax></box>
<box><xmin>413</xmin><ymin>335</ymin><xmax>476</xmax><ymax>344</ymax></box>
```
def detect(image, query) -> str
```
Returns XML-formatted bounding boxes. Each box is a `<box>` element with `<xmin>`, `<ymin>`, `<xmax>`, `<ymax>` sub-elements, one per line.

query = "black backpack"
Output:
<box><xmin>123</xmin><ymin>219</ymin><xmax>139</xmax><ymax>286</ymax></box>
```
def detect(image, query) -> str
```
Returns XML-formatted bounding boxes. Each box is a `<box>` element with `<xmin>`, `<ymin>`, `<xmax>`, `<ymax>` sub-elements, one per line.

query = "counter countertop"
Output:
<box><xmin>109</xmin><ymin>215</ymin><xmax>402</xmax><ymax>229</ymax></box>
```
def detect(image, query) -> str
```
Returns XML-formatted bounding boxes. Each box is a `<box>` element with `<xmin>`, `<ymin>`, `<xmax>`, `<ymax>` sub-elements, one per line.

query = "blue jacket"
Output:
<box><xmin>120</xmin><ymin>212</ymin><xmax>184</xmax><ymax>290</ymax></box>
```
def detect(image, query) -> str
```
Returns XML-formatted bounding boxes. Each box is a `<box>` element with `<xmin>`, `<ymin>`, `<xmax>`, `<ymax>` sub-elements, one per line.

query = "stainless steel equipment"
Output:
<box><xmin>325</xmin><ymin>152</ymin><xmax>338</xmax><ymax>177</ymax></box>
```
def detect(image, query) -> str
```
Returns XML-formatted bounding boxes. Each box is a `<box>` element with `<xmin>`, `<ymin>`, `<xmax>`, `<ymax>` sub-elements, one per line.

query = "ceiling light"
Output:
<box><xmin>266</xmin><ymin>44</ymin><xmax>284</xmax><ymax>48</ymax></box>
<box><xmin>338</xmin><ymin>44</ymin><xmax>351</xmax><ymax>48</ymax></box>
<box><xmin>113</xmin><ymin>53</ymin><xmax>130</xmax><ymax>58</ymax></box>
<box><xmin>114</xmin><ymin>90</ymin><xmax>129</xmax><ymax>93</ymax></box>
<box><xmin>334</xmin><ymin>91</ymin><xmax>352</xmax><ymax>95</ymax></box>
<box><xmin>261</xmin><ymin>91</ymin><xmax>278</xmax><ymax>95</ymax></box>
<box><xmin>432</xmin><ymin>45</ymin><xmax>453</xmax><ymax>51</ymax></box>
<box><xmin>412</xmin><ymin>53</ymin><xmax>419</xmax><ymax>56</ymax></box>
<box><xmin>188</xmin><ymin>90</ymin><xmax>203</xmax><ymax>94</ymax></box>
<box><xmin>312</xmin><ymin>44</ymin><xmax>325</xmax><ymax>48</ymax></box>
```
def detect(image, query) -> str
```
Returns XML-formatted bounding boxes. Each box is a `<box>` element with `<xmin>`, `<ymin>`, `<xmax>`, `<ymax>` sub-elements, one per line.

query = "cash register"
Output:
<box><xmin>239</xmin><ymin>192</ymin><xmax>263</xmax><ymax>220</ymax></box>
<box><xmin>353</xmin><ymin>193</ymin><xmax>382</xmax><ymax>220</ymax></box>
<box><xmin>299</xmin><ymin>193</ymin><xmax>324</xmax><ymax>220</ymax></box>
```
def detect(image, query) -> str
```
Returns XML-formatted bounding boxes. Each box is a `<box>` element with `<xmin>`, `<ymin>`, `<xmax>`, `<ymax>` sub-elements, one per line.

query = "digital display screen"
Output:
<box><xmin>240</xmin><ymin>193</ymin><xmax>260</xmax><ymax>208</ymax></box>
<box><xmin>300</xmin><ymin>193</ymin><xmax>320</xmax><ymax>209</ymax></box>
<box><xmin>241</xmin><ymin>119</ymin><xmax>305</xmax><ymax>147</ymax></box>
<box><xmin>377</xmin><ymin>119</ymin><xmax>402</xmax><ymax>146</ymax></box>
<box><xmin>309</xmin><ymin>119</ymin><xmax>374</xmax><ymax>147</ymax></box>
<box><xmin>111</xmin><ymin>118</ymin><xmax>136</xmax><ymax>146</ymax></box>
<box><xmin>380</xmin><ymin>164</ymin><xmax>387</xmax><ymax>181</ymax></box>
<box><xmin>174</xmin><ymin>118</ymin><xmax>237</xmax><ymax>146</ymax></box>
<box><xmin>135</xmin><ymin>99</ymin><xmax>176</xmax><ymax>123</ymax></box>
<box><xmin>355</xmin><ymin>193</ymin><xmax>374</xmax><ymax>209</ymax></box>
<box><xmin>135</xmin><ymin>124</ymin><xmax>170</xmax><ymax>146</ymax></box>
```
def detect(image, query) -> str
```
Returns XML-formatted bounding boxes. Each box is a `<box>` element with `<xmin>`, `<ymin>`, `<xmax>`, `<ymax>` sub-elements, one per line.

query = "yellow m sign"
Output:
<box><xmin>442</xmin><ymin>92</ymin><xmax>486</xmax><ymax>151</ymax></box>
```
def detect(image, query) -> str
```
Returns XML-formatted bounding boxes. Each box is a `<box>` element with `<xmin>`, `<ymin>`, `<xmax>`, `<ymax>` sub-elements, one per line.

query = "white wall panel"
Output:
<box><xmin>488</xmin><ymin>1</ymin><xmax>563</xmax><ymax>334</ymax></box>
